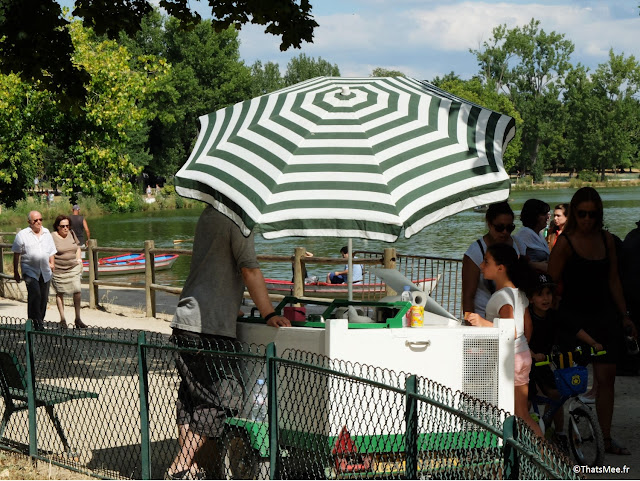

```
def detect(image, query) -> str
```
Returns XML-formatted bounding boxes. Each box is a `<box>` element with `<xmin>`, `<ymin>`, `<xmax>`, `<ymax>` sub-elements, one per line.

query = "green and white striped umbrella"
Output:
<box><xmin>175</xmin><ymin>77</ymin><xmax>515</xmax><ymax>241</ymax></box>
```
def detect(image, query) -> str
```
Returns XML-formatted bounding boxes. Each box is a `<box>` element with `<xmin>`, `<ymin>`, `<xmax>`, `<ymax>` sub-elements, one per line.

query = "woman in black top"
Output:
<box><xmin>548</xmin><ymin>187</ymin><xmax>636</xmax><ymax>455</ymax></box>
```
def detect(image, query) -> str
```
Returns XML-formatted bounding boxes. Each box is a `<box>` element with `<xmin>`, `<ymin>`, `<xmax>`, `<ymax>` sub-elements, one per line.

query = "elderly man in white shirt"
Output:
<box><xmin>12</xmin><ymin>211</ymin><xmax>57</xmax><ymax>330</ymax></box>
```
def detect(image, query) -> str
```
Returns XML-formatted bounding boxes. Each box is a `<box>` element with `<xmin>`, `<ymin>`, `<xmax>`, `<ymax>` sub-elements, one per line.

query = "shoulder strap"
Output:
<box><xmin>601</xmin><ymin>230</ymin><xmax>610</xmax><ymax>259</ymax></box>
<box><xmin>71</xmin><ymin>229</ymin><xmax>80</xmax><ymax>245</ymax></box>
<box><xmin>476</xmin><ymin>239</ymin><xmax>485</xmax><ymax>257</ymax></box>
<box><xmin>563</xmin><ymin>234</ymin><xmax>574</xmax><ymax>252</ymax></box>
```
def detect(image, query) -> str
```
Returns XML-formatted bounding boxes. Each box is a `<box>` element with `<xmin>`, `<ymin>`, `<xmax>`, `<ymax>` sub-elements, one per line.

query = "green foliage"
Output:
<box><xmin>251</xmin><ymin>60</ymin><xmax>285</xmax><ymax>96</ymax></box>
<box><xmin>371</xmin><ymin>67</ymin><xmax>406</xmax><ymax>77</ymax></box>
<box><xmin>472</xmin><ymin>19</ymin><xmax>574</xmax><ymax>176</ymax></box>
<box><xmin>0</xmin><ymin>74</ymin><xmax>61</xmax><ymax>207</ymax></box>
<box><xmin>564</xmin><ymin>52</ymin><xmax>640</xmax><ymax>179</ymax></box>
<box><xmin>121</xmin><ymin>16</ymin><xmax>252</xmax><ymax>178</ymax></box>
<box><xmin>576</xmin><ymin>170</ymin><xmax>599</xmax><ymax>182</ymax></box>
<box><xmin>0</xmin><ymin>0</ymin><xmax>316</xmax><ymax>107</ymax></box>
<box><xmin>283</xmin><ymin>53</ymin><xmax>340</xmax><ymax>86</ymax></box>
<box><xmin>51</xmin><ymin>20</ymin><xmax>170</xmax><ymax>211</ymax></box>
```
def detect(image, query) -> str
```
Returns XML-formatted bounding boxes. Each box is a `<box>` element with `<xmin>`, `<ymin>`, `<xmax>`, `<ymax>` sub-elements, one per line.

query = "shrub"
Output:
<box><xmin>577</xmin><ymin>170</ymin><xmax>598</xmax><ymax>182</ymax></box>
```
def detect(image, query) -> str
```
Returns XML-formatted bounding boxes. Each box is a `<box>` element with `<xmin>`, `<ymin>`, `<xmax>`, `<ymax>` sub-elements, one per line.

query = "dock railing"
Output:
<box><xmin>2</xmin><ymin>237</ymin><xmax>463</xmax><ymax>319</ymax></box>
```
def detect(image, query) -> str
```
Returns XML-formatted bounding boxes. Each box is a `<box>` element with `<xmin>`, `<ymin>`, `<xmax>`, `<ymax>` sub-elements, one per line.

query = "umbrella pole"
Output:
<box><xmin>347</xmin><ymin>238</ymin><xmax>353</xmax><ymax>301</ymax></box>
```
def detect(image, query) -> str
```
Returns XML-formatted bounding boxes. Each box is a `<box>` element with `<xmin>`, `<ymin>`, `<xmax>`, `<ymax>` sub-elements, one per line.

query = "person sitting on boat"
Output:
<box><xmin>327</xmin><ymin>246</ymin><xmax>364</xmax><ymax>284</ymax></box>
<box><xmin>513</xmin><ymin>198</ymin><xmax>551</xmax><ymax>272</ymax></box>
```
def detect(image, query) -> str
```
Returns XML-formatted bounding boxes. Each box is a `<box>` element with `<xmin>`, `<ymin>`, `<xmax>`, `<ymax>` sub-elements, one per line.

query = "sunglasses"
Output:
<box><xmin>492</xmin><ymin>223</ymin><xmax>515</xmax><ymax>233</ymax></box>
<box><xmin>577</xmin><ymin>210</ymin><xmax>597</xmax><ymax>219</ymax></box>
<box><xmin>31</xmin><ymin>218</ymin><xmax>43</xmax><ymax>223</ymax></box>
<box><xmin>59</xmin><ymin>224</ymin><xmax>70</xmax><ymax>228</ymax></box>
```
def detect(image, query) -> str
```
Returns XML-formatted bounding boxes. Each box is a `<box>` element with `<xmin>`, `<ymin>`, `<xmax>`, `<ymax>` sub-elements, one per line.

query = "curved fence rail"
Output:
<box><xmin>0</xmin><ymin>316</ymin><xmax>576</xmax><ymax>480</ymax></box>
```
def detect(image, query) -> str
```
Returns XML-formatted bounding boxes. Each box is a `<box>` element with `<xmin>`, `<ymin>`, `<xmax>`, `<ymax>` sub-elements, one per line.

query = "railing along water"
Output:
<box><xmin>2</xmin><ymin>238</ymin><xmax>463</xmax><ymax>319</ymax></box>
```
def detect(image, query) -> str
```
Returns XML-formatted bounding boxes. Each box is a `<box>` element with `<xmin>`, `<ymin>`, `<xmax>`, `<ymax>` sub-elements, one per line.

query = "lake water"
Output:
<box><xmin>88</xmin><ymin>186</ymin><xmax>640</xmax><ymax>286</ymax></box>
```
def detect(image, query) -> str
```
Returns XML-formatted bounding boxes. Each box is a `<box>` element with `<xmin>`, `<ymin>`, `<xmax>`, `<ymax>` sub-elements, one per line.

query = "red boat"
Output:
<box><xmin>83</xmin><ymin>253</ymin><xmax>179</xmax><ymax>276</ymax></box>
<box><xmin>263</xmin><ymin>276</ymin><xmax>440</xmax><ymax>300</ymax></box>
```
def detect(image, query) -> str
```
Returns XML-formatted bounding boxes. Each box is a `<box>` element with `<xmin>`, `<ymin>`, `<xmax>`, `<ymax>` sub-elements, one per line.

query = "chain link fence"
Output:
<box><xmin>0</xmin><ymin>317</ymin><xmax>576</xmax><ymax>479</ymax></box>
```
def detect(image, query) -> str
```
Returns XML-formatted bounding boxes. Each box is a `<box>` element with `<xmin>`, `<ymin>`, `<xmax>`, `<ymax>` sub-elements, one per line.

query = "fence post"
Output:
<box><xmin>383</xmin><ymin>248</ymin><xmax>397</xmax><ymax>296</ymax></box>
<box><xmin>502</xmin><ymin>415</ymin><xmax>519</xmax><ymax>480</ymax></box>
<box><xmin>137</xmin><ymin>331</ymin><xmax>152</xmax><ymax>479</ymax></box>
<box><xmin>24</xmin><ymin>319</ymin><xmax>38</xmax><ymax>457</ymax></box>
<box><xmin>292</xmin><ymin>247</ymin><xmax>305</xmax><ymax>300</ymax></box>
<box><xmin>87</xmin><ymin>239</ymin><xmax>99</xmax><ymax>308</ymax></box>
<box><xmin>405</xmin><ymin>375</ymin><xmax>418</xmax><ymax>480</ymax></box>
<box><xmin>266</xmin><ymin>342</ymin><xmax>279</xmax><ymax>480</ymax></box>
<box><xmin>144</xmin><ymin>240</ymin><xmax>156</xmax><ymax>318</ymax></box>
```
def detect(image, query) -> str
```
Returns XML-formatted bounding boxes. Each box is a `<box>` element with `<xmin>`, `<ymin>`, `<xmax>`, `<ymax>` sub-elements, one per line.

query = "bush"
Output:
<box><xmin>577</xmin><ymin>170</ymin><xmax>598</xmax><ymax>182</ymax></box>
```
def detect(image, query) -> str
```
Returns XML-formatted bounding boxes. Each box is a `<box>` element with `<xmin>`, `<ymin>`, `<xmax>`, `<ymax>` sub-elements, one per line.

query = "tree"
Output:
<box><xmin>472</xmin><ymin>19</ymin><xmax>574</xmax><ymax>181</ymax></box>
<box><xmin>0</xmin><ymin>0</ymin><xmax>317</xmax><ymax>106</ymax></box>
<box><xmin>121</xmin><ymin>15</ymin><xmax>253</xmax><ymax>178</ymax></box>
<box><xmin>251</xmin><ymin>60</ymin><xmax>285</xmax><ymax>96</ymax></box>
<box><xmin>52</xmin><ymin>20</ymin><xmax>170</xmax><ymax>210</ymax></box>
<box><xmin>564</xmin><ymin>51</ymin><xmax>640</xmax><ymax>179</ymax></box>
<box><xmin>283</xmin><ymin>54</ymin><xmax>340</xmax><ymax>86</ymax></box>
<box><xmin>371</xmin><ymin>68</ymin><xmax>405</xmax><ymax>77</ymax></box>
<box><xmin>0</xmin><ymin>75</ymin><xmax>61</xmax><ymax>207</ymax></box>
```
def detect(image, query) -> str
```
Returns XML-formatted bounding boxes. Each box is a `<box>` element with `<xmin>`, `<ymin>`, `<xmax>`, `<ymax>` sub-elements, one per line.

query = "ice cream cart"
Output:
<box><xmin>220</xmin><ymin>271</ymin><xmax>516</xmax><ymax>479</ymax></box>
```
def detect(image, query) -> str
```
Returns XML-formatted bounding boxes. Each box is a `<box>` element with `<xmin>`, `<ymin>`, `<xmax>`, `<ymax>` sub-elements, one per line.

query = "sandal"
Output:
<box><xmin>604</xmin><ymin>438</ymin><xmax>631</xmax><ymax>455</ymax></box>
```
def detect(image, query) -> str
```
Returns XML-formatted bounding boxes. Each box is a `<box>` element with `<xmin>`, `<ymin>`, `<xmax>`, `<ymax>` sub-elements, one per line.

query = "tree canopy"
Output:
<box><xmin>0</xmin><ymin>0</ymin><xmax>317</xmax><ymax>106</ymax></box>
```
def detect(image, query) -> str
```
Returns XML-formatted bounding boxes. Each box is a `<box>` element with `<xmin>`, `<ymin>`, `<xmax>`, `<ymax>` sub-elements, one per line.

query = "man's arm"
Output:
<box><xmin>83</xmin><ymin>219</ymin><xmax>91</xmax><ymax>240</ymax></box>
<box><xmin>13</xmin><ymin>253</ymin><xmax>21</xmax><ymax>282</ymax></box>
<box><xmin>242</xmin><ymin>267</ymin><xmax>291</xmax><ymax>327</ymax></box>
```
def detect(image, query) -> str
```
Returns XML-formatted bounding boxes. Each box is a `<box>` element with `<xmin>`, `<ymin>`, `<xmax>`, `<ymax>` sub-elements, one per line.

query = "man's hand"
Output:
<box><xmin>266</xmin><ymin>315</ymin><xmax>291</xmax><ymax>328</ymax></box>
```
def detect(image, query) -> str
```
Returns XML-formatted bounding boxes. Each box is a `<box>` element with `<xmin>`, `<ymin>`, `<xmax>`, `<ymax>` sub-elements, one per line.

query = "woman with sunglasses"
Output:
<box><xmin>513</xmin><ymin>198</ymin><xmax>550</xmax><ymax>272</ymax></box>
<box><xmin>51</xmin><ymin>215</ymin><xmax>87</xmax><ymax>329</ymax></box>
<box><xmin>548</xmin><ymin>187</ymin><xmax>636</xmax><ymax>456</ymax></box>
<box><xmin>463</xmin><ymin>201</ymin><xmax>521</xmax><ymax>319</ymax></box>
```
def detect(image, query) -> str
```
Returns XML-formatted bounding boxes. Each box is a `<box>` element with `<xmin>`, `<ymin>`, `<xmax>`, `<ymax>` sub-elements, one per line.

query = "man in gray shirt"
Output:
<box><xmin>166</xmin><ymin>206</ymin><xmax>290</xmax><ymax>480</ymax></box>
<box><xmin>12</xmin><ymin>211</ymin><xmax>57</xmax><ymax>330</ymax></box>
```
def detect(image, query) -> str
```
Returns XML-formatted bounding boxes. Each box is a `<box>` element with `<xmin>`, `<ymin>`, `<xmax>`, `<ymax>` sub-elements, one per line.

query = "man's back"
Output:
<box><xmin>69</xmin><ymin>214</ymin><xmax>86</xmax><ymax>245</ymax></box>
<box><xmin>171</xmin><ymin>207</ymin><xmax>260</xmax><ymax>338</ymax></box>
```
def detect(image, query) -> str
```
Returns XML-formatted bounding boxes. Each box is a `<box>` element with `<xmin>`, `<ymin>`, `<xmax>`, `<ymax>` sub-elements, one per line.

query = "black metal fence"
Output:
<box><xmin>0</xmin><ymin>317</ymin><xmax>575</xmax><ymax>479</ymax></box>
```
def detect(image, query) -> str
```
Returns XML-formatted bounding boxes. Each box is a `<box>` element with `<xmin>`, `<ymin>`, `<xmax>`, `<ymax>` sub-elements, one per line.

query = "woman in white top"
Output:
<box><xmin>513</xmin><ymin>198</ymin><xmax>550</xmax><ymax>272</ymax></box>
<box><xmin>463</xmin><ymin>201</ymin><xmax>521</xmax><ymax>318</ymax></box>
<box><xmin>467</xmin><ymin>243</ymin><xmax>542</xmax><ymax>437</ymax></box>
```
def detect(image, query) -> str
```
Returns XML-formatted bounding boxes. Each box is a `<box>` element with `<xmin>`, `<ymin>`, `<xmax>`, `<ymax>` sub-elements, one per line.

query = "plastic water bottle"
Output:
<box><xmin>249</xmin><ymin>378</ymin><xmax>268</xmax><ymax>422</ymax></box>
<box><xmin>401</xmin><ymin>286</ymin><xmax>412</xmax><ymax>303</ymax></box>
<box><xmin>401</xmin><ymin>286</ymin><xmax>412</xmax><ymax>327</ymax></box>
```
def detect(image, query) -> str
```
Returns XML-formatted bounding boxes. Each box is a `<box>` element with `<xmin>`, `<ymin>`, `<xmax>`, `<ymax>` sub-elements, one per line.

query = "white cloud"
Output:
<box><xmin>237</xmin><ymin>1</ymin><xmax>640</xmax><ymax>80</ymax></box>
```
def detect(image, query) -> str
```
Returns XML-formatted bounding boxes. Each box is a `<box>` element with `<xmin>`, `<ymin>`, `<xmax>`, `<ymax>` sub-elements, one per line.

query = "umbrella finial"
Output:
<box><xmin>341</xmin><ymin>86</ymin><xmax>351</xmax><ymax>96</ymax></box>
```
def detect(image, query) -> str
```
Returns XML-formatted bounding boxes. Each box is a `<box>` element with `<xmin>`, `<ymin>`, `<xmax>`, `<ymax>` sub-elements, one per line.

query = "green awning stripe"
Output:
<box><xmin>404</xmin><ymin>179</ymin><xmax>512</xmax><ymax>226</ymax></box>
<box><xmin>395</xmin><ymin>165</ymin><xmax>502</xmax><ymax>210</ymax></box>
<box><xmin>484</xmin><ymin>112</ymin><xmax>500</xmax><ymax>171</ymax></box>
<box><xmin>260</xmin><ymin>218</ymin><xmax>401</xmax><ymax>238</ymax></box>
<box><xmin>174</xmin><ymin>176</ymin><xmax>256</xmax><ymax>231</ymax></box>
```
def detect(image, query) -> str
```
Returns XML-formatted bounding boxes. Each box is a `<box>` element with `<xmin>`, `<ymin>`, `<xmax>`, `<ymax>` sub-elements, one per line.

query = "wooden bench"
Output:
<box><xmin>0</xmin><ymin>351</ymin><xmax>98</xmax><ymax>454</ymax></box>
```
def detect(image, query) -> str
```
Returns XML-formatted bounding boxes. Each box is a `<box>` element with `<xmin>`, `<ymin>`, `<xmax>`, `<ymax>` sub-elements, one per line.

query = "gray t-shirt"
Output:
<box><xmin>171</xmin><ymin>207</ymin><xmax>260</xmax><ymax>338</ymax></box>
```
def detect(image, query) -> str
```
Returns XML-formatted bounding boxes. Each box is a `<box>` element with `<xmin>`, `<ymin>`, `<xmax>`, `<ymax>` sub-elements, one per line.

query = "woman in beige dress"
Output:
<box><xmin>51</xmin><ymin>215</ymin><xmax>87</xmax><ymax>328</ymax></box>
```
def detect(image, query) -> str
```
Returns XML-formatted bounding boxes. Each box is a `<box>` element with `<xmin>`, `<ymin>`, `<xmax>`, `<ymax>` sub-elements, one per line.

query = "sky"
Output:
<box><xmin>194</xmin><ymin>0</ymin><xmax>640</xmax><ymax>81</ymax></box>
<box><xmin>58</xmin><ymin>0</ymin><xmax>640</xmax><ymax>81</ymax></box>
